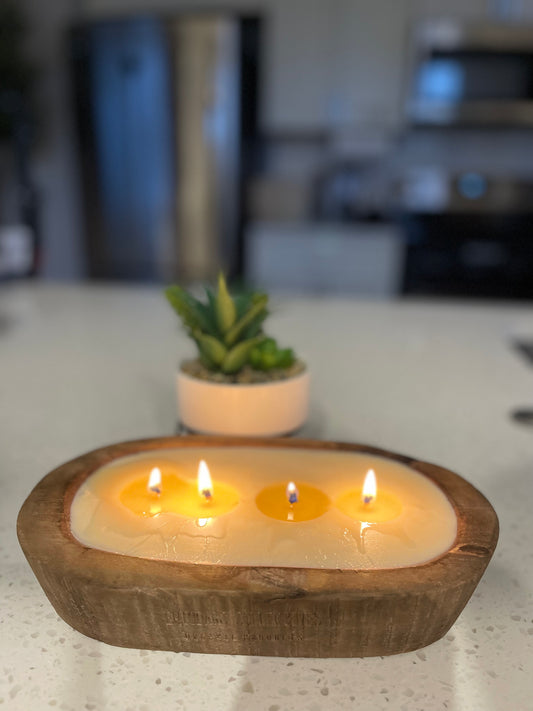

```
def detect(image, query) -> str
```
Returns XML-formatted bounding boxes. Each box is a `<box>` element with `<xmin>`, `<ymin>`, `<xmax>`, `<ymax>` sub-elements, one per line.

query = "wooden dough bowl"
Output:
<box><xmin>17</xmin><ymin>437</ymin><xmax>498</xmax><ymax>658</ymax></box>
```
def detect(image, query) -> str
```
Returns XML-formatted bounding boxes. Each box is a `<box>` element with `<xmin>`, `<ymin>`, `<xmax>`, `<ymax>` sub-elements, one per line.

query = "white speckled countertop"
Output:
<box><xmin>1</xmin><ymin>283</ymin><xmax>532</xmax><ymax>710</ymax></box>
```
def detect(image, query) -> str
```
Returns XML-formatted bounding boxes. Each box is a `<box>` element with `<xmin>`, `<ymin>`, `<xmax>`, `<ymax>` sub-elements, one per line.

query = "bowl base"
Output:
<box><xmin>175</xmin><ymin>421</ymin><xmax>303</xmax><ymax>438</ymax></box>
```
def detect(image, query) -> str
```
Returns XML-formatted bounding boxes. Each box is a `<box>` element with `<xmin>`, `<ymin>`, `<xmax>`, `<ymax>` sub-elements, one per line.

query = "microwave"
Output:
<box><xmin>407</xmin><ymin>20</ymin><xmax>533</xmax><ymax>126</ymax></box>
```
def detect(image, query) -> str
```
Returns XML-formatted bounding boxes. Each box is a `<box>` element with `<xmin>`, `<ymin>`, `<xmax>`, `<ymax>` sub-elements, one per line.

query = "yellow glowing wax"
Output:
<box><xmin>120</xmin><ymin>472</ymin><xmax>239</xmax><ymax>519</ymax></box>
<box><xmin>255</xmin><ymin>482</ymin><xmax>330</xmax><ymax>522</ymax></box>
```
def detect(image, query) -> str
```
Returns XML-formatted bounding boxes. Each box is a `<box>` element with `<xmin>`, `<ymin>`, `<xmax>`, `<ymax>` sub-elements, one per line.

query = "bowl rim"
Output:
<box><xmin>177</xmin><ymin>366</ymin><xmax>310</xmax><ymax>390</ymax></box>
<box><xmin>18</xmin><ymin>436</ymin><xmax>499</xmax><ymax>597</ymax></box>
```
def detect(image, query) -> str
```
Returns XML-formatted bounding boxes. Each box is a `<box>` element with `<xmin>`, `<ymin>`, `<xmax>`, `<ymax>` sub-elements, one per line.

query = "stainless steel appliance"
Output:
<box><xmin>407</xmin><ymin>19</ymin><xmax>533</xmax><ymax>126</ymax></box>
<box><xmin>71</xmin><ymin>14</ymin><xmax>260</xmax><ymax>281</ymax></box>
<box><xmin>397</xmin><ymin>170</ymin><xmax>533</xmax><ymax>298</ymax></box>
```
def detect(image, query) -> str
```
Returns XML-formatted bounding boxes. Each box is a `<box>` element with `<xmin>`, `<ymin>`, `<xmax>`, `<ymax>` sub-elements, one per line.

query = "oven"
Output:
<box><xmin>397</xmin><ymin>170</ymin><xmax>533</xmax><ymax>298</ymax></box>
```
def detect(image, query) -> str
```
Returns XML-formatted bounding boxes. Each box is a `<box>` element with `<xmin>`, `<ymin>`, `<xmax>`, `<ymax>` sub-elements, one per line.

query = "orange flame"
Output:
<box><xmin>198</xmin><ymin>460</ymin><xmax>213</xmax><ymax>501</ymax></box>
<box><xmin>147</xmin><ymin>467</ymin><xmax>162</xmax><ymax>495</ymax></box>
<box><xmin>362</xmin><ymin>469</ymin><xmax>377</xmax><ymax>505</ymax></box>
<box><xmin>286</xmin><ymin>481</ymin><xmax>299</xmax><ymax>504</ymax></box>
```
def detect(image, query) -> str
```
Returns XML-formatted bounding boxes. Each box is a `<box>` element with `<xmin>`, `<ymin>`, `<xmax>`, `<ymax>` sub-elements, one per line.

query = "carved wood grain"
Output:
<box><xmin>17</xmin><ymin>437</ymin><xmax>499</xmax><ymax>657</ymax></box>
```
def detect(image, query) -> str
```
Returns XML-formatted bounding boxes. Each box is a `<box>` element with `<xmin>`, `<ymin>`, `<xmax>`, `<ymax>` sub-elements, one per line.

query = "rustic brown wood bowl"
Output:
<box><xmin>17</xmin><ymin>437</ymin><xmax>498</xmax><ymax>658</ymax></box>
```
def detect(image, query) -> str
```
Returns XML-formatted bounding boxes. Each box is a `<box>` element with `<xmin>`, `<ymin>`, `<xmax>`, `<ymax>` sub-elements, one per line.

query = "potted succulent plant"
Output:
<box><xmin>165</xmin><ymin>275</ymin><xmax>309</xmax><ymax>436</ymax></box>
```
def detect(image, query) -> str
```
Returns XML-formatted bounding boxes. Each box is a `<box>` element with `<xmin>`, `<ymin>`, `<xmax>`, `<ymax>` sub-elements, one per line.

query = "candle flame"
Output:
<box><xmin>147</xmin><ymin>467</ymin><xmax>162</xmax><ymax>495</ymax></box>
<box><xmin>286</xmin><ymin>481</ymin><xmax>299</xmax><ymax>505</ymax></box>
<box><xmin>198</xmin><ymin>460</ymin><xmax>213</xmax><ymax>501</ymax></box>
<box><xmin>362</xmin><ymin>469</ymin><xmax>377</xmax><ymax>505</ymax></box>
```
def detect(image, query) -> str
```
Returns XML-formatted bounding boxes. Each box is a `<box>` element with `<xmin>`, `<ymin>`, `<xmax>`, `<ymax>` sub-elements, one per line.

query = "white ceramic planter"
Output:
<box><xmin>176</xmin><ymin>369</ymin><xmax>310</xmax><ymax>437</ymax></box>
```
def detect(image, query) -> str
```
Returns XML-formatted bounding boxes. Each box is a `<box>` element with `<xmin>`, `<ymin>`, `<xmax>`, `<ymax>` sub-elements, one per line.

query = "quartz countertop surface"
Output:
<box><xmin>1</xmin><ymin>283</ymin><xmax>532</xmax><ymax>710</ymax></box>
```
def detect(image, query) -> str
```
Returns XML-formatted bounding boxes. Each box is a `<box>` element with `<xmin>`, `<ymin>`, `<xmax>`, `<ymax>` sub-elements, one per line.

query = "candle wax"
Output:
<box><xmin>70</xmin><ymin>447</ymin><xmax>457</xmax><ymax>570</ymax></box>
<box><xmin>336</xmin><ymin>488</ymin><xmax>403</xmax><ymax>523</ymax></box>
<box><xmin>120</xmin><ymin>473</ymin><xmax>239</xmax><ymax>519</ymax></box>
<box><xmin>256</xmin><ymin>482</ymin><xmax>330</xmax><ymax>522</ymax></box>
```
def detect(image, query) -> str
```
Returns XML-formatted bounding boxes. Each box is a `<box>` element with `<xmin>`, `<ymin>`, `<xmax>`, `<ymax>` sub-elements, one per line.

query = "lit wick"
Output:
<box><xmin>286</xmin><ymin>481</ymin><xmax>299</xmax><ymax>505</ymax></box>
<box><xmin>147</xmin><ymin>467</ymin><xmax>162</xmax><ymax>496</ymax></box>
<box><xmin>362</xmin><ymin>469</ymin><xmax>377</xmax><ymax>506</ymax></box>
<box><xmin>198</xmin><ymin>460</ymin><xmax>213</xmax><ymax>502</ymax></box>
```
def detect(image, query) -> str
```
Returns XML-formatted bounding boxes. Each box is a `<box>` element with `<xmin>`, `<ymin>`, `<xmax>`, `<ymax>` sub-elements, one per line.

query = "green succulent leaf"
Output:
<box><xmin>261</xmin><ymin>351</ymin><xmax>279</xmax><ymax>370</ymax></box>
<box><xmin>215</xmin><ymin>273</ymin><xmax>237</xmax><ymax>335</ymax></box>
<box><xmin>165</xmin><ymin>286</ymin><xmax>214</xmax><ymax>334</ymax></box>
<box><xmin>193</xmin><ymin>330</ymin><xmax>227</xmax><ymax>366</ymax></box>
<box><xmin>221</xmin><ymin>336</ymin><xmax>265</xmax><ymax>374</ymax></box>
<box><xmin>241</xmin><ymin>309</ymin><xmax>268</xmax><ymax>340</ymax></box>
<box><xmin>259</xmin><ymin>337</ymin><xmax>277</xmax><ymax>353</ymax></box>
<box><xmin>204</xmin><ymin>286</ymin><xmax>217</xmax><ymax>314</ymax></box>
<box><xmin>165</xmin><ymin>279</ymin><xmax>297</xmax><ymax>375</ymax></box>
<box><xmin>224</xmin><ymin>295</ymin><xmax>268</xmax><ymax>347</ymax></box>
<box><xmin>249</xmin><ymin>346</ymin><xmax>262</xmax><ymax>369</ymax></box>
<box><xmin>233</xmin><ymin>293</ymin><xmax>253</xmax><ymax>320</ymax></box>
<box><xmin>275</xmin><ymin>348</ymin><xmax>295</xmax><ymax>368</ymax></box>
<box><xmin>248</xmin><ymin>339</ymin><xmax>295</xmax><ymax>371</ymax></box>
<box><xmin>251</xmin><ymin>291</ymin><xmax>268</xmax><ymax>305</ymax></box>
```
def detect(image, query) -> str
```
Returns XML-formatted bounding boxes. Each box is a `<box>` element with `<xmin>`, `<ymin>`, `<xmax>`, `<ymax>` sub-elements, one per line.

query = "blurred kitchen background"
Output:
<box><xmin>2</xmin><ymin>0</ymin><xmax>533</xmax><ymax>298</ymax></box>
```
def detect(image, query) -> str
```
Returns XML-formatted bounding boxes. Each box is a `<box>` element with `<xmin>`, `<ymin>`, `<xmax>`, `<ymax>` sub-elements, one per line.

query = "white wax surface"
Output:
<box><xmin>70</xmin><ymin>447</ymin><xmax>457</xmax><ymax>569</ymax></box>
